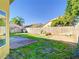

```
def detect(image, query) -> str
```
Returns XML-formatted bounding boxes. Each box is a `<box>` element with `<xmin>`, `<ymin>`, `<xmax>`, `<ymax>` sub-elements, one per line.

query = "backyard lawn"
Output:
<box><xmin>6</xmin><ymin>33</ymin><xmax>77</xmax><ymax>59</ymax></box>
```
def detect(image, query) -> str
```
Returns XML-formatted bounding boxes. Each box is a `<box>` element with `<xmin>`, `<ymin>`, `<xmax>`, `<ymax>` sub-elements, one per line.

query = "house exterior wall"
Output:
<box><xmin>0</xmin><ymin>0</ymin><xmax>9</xmax><ymax>59</ymax></box>
<box><xmin>43</xmin><ymin>21</ymin><xmax>52</xmax><ymax>28</ymax></box>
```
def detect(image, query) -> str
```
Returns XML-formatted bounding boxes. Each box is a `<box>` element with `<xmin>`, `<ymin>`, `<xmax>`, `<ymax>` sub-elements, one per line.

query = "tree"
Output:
<box><xmin>51</xmin><ymin>0</ymin><xmax>79</xmax><ymax>27</ymax></box>
<box><xmin>10</xmin><ymin>0</ymin><xmax>14</xmax><ymax>4</ymax></box>
<box><xmin>11</xmin><ymin>16</ymin><xmax>24</xmax><ymax>26</ymax></box>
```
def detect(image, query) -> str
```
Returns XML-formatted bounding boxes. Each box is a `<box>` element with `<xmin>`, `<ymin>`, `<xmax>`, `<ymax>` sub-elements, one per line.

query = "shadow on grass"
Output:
<box><xmin>7</xmin><ymin>33</ymin><xmax>78</xmax><ymax>59</ymax></box>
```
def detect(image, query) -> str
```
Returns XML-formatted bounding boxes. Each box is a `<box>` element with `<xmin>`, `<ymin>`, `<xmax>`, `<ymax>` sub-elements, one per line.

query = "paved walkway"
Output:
<box><xmin>10</xmin><ymin>36</ymin><xmax>37</xmax><ymax>49</ymax></box>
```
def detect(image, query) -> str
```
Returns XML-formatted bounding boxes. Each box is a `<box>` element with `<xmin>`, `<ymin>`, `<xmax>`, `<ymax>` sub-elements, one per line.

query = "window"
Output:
<box><xmin>0</xmin><ymin>10</ymin><xmax>6</xmax><ymax>47</ymax></box>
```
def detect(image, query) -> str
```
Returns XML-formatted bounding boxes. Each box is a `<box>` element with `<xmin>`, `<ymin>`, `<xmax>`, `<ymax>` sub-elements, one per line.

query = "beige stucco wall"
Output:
<box><xmin>0</xmin><ymin>0</ymin><xmax>9</xmax><ymax>59</ymax></box>
<box><xmin>26</xmin><ymin>27</ymin><xmax>76</xmax><ymax>35</ymax></box>
<box><xmin>26</xmin><ymin>26</ymin><xmax>79</xmax><ymax>43</ymax></box>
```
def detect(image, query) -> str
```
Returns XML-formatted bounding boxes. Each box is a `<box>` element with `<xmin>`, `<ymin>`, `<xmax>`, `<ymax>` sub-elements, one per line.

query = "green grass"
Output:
<box><xmin>6</xmin><ymin>33</ymin><xmax>76</xmax><ymax>59</ymax></box>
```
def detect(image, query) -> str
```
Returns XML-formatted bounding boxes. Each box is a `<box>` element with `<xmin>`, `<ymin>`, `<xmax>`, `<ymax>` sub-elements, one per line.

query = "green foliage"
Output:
<box><xmin>11</xmin><ymin>16</ymin><xmax>24</xmax><ymax>26</ymax></box>
<box><xmin>51</xmin><ymin>16</ymin><xmax>65</xmax><ymax>26</ymax></box>
<box><xmin>65</xmin><ymin>0</ymin><xmax>79</xmax><ymax>16</ymax></box>
<box><xmin>0</xmin><ymin>18</ymin><xmax>5</xmax><ymax>26</ymax></box>
<box><xmin>10</xmin><ymin>0</ymin><xmax>14</xmax><ymax>4</ymax></box>
<box><xmin>0</xmin><ymin>39</ymin><xmax>6</xmax><ymax>47</ymax></box>
<box><xmin>51</xmin><ymin>0</ymin><xmax>79</xmax><ymax>27</ymax></box>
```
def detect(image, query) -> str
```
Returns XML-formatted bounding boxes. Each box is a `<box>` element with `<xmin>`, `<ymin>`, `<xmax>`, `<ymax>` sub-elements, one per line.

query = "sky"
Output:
<box><xmin>10</xmin><ymin>0</ymin><xmax>66</xmax><ymax>25</ymax></box>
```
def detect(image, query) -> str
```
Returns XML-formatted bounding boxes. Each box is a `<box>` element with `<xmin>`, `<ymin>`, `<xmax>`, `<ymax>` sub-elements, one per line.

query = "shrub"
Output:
<box><xmin>45</xmin><ymin>33</ymin><xmax>52</xmax><ymax>36</ymax></box>
<box><xmin>0</xmin><ymin>18</ymin><xmax>5</xmax><ymax>26</ymax></box>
